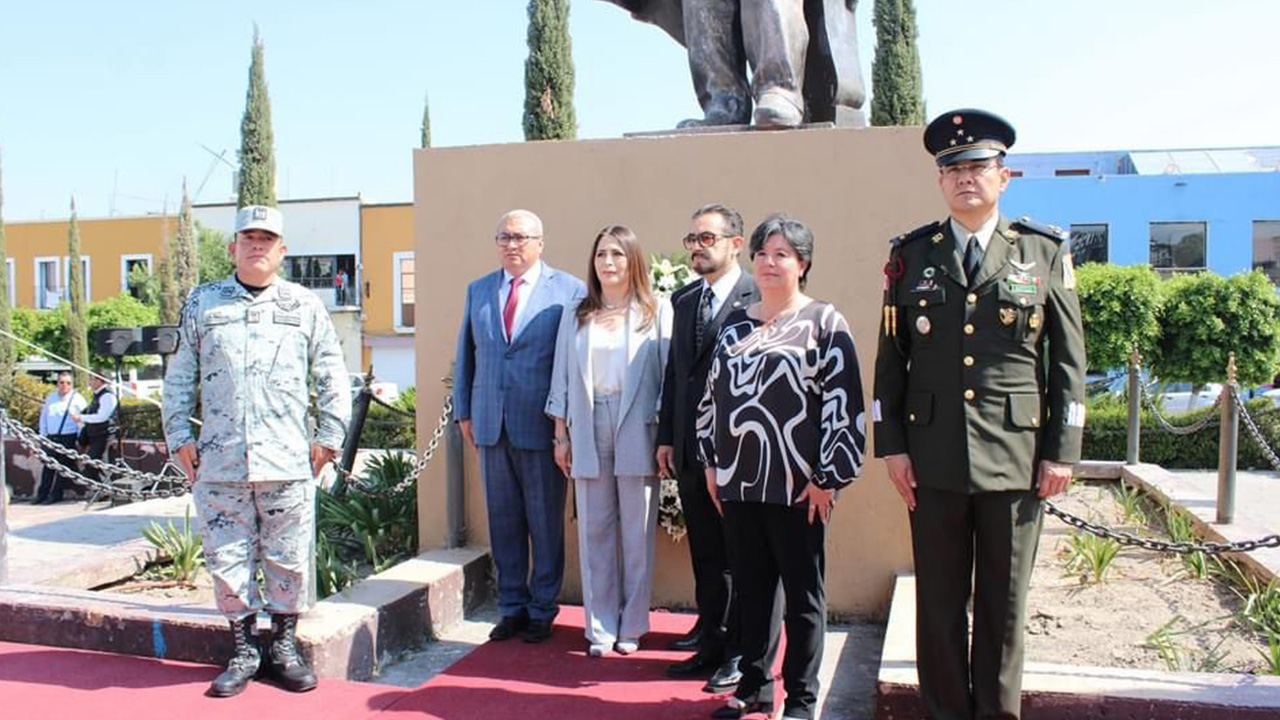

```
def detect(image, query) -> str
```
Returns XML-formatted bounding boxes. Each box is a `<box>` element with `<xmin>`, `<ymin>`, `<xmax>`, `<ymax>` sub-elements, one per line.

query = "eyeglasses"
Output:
<box><xmin>495</xmin><ymin>233</ymin><xmax>542</xmax><ymax>247</ymax></box>
<box><xmin>941</xmin><ymin>160</ymin><xmax>1000</xmax><ymax>179</ymax></box>
<box><xmin>682</xmin><ymin>231</ymin><xmax>728</xmax><ymax>249</ymax></box>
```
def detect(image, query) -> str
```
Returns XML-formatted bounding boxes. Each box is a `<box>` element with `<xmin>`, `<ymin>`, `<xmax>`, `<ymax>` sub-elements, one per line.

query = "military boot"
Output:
<box><xmin>208</xmin><ymin>615</ymin><xmax>261</xmax><ymax>697</ymax></box>
<box><xmin>267</xmin><ymin>613</ymin><xmax>317</xmax><ymax>692</ymax></box>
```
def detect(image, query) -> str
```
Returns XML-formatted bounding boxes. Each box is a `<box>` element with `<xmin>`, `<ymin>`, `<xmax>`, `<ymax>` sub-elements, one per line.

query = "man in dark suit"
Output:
<box><xmin>873</xmin><ymin>110</ymin><xmax>1087</xmax><ymax>720</ymax></box>
<box><xmin>454</xmin><ymin>209</ymin><xmax>587</xmax><ymax>644</ymax></box>
<box><xmin>657</xmin><ymin>203</ymin><xmax>776</xmax><ymax>691</ymax></box>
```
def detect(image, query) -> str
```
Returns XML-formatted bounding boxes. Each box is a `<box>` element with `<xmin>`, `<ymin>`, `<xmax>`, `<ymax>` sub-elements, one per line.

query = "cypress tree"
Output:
<box><xmin>237</xmin><ymin>26</ymin><xmax>276</xmax><ymax>208</ymax></box>
<box><xmin>421</xmin><ymin>92</ymin><xmax>432</xmax><ymax>149</ymax></box>
<box><xmin>0</xmin><ymin>146</ymin><xmax>11</xmax><ymax>383</ymax></box>
<box><xmin>67</xmin><ymin>198</ymin><xmax>90</xmax><ymax>390</ymax></box>
<box><xmin>158</xmin><ymin>224</ymin><xmax>180</xmax><ymax>325</ymax></box>
<box><xmin>870</xmin><ymin>0</ymin><xmax>926</xmax><ymax>127</ymax></box>
<box><xmin>174</xmin><ymin>179</ymin><xmax>199</xmax><ymax>302</ymax></box>
<box><xmin>523</xmin><ymin>0</ymin><xmax>577</xmax><ymax>141</ymax></box>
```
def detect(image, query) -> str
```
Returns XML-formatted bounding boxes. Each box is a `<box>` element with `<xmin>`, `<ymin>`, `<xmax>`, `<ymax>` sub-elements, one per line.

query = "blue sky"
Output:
<box><xmin>0</xmin><ymin>1</ymin><xmax>1276</xmax><ymax>221</ymax></box>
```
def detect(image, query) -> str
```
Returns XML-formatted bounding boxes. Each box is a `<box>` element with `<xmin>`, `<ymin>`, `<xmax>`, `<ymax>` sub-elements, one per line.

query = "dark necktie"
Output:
<box><xmin>503</xmin><ymin>276</ymin><xmax>522</xmax><ymax>339</ymax></box>
<box><xmin>695</xmin><ymin>285</ymin><xmax>714</xmax><ymax>352</ymax></box>
<box><xmin>964</xmin><ymin>235</ymin><xmax>984</xmax><ymax>286</ymax></box>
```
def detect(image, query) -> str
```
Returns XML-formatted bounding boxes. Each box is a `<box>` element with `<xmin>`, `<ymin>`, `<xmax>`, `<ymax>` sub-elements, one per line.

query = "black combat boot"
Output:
<box><xmin>267</xmin><ymin>613</ymin><xmax>317</xmax><ymax>692</ymax></box>
<box><xmin>208</xmin><ymin>615</ymin><xmax>261</xmax><ymax>697</ymax></box>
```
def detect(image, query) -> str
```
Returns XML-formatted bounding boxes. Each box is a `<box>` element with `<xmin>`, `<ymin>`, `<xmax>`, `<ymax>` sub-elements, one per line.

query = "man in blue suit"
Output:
<box><xmin>454</xmin><ymin>209</ymin><xmax>587</xmax><ymax>643</ymax></box>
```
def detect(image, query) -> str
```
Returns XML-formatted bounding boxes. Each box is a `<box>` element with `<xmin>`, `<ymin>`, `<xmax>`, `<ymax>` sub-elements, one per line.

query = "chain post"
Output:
<box><xmin>445</xmin><ymin>416</ymin><xmax>466</xmax><ymax>549</ymax></box>
<box><xmin>1127</xmin><ymin>348</ymin><xmax>1142</xmax><ymax>465</ymax></box>
<box><xmin>1218</xmin><ymin>353</ymin><xmax>1239</xmax><ymax>524</ymax></box>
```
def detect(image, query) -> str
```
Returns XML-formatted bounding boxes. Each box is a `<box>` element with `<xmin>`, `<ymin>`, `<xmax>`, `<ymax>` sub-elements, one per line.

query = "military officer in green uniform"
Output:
<box><xmin>873</xmin><ymin>109</ymin><xmax>1087</xmax><ymax>720</ymax></box>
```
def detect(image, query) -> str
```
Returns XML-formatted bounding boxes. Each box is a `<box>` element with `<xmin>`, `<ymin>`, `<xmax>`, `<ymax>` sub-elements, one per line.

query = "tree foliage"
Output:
<box><xmin>421</xmin><ymin>92</ymin><xmax>432</xmax><ymax>149</ymax></box>
<box><xmin>66</xmin><ymin>199</ymin><xmax>90</xmax><ymax>389</ymax></box>
<box><xmin>523</xmin><ymin>0</ymin><xmax>577</xmax><ymax>141</ymax></box>
<box><xmin>237</xmin><ymin>26</ymin><xmax>276</xmax><ymax>208</ymax></box>
<box><xmin>0</xmin><ymin>145</ymin><xmax>12</xmax><ymax>383</ymax></box>
<box><xmin>157</xmin><ymin>245</ymin><xmax>180</xmax><ymax>324</ymax></box>
<box><xmin>197</xmin><ymin>222</ymin><xmax>235</xmax><ymax>283</ymax></box>
<box><xmin>11</xmin><ymin>295</ymin><xmax>160</xmax><ymax>372</ymax></box>
<box><xmin>1076</xmin><ymin>263</ymin><xmax>1162</xmax><ymax>372</ymax></box>
<box><xmin>1152</xmin><ymin>271</ymin><xmax>1280</xmax><ymax>387</ymax></box>
<box><xmin>174</xmin><ymin>181</ymin><xmax>199</xmax><ymax>304</ymax></box>
<box><xmin>870</xmin><ymin>0</ymin><xmax>925</xmax><ymax>126</ymax></box>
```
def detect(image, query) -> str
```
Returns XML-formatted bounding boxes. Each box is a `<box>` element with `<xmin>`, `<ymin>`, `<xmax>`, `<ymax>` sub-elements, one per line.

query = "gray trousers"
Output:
<box><xmin>193</xmin><ymin>479</ymin><xmax>314</xmax><ymax>620</ymax></box>
<box><xmin>684</xmin><ymin>0</ymin><xmax>807</xmax><ymax>117</ymax></box>
<box><xmin>575</xmin><ymin>393</ymin><xmax>659</xmax><ymax>645</ymax></box>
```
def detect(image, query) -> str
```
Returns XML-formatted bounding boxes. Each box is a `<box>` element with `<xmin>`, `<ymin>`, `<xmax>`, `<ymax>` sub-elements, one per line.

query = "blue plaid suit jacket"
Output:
<box><xmin>453</xmin><ymin>265</ymin><xmax>586</xmax><ymax>450</ymax></box>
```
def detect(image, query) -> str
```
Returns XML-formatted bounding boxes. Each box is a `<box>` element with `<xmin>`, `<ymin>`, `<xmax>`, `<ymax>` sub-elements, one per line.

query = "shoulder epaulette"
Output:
<box><xmin>890</xmin><ymin>221</ymin><xmax>942</xmax><ymax>249</ymax></box>
<box><xmin>1012</xmin><ymin>216</ymin><xmax>1069</xmax><ymax>243</ymax></box>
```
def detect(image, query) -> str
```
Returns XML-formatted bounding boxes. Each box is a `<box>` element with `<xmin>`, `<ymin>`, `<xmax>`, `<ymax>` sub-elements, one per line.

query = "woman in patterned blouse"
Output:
<box><xmin>696</xmin><ymin>214</ymin><xmax>866</xmax><ymax>720</ymax></box>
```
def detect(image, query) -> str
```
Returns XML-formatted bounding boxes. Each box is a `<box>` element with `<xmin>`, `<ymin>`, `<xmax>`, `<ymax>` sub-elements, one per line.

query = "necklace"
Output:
<box><xmin>759</xmin><ymin>297</ymin><xmax>807</xmax><ymax>328</ymax></box>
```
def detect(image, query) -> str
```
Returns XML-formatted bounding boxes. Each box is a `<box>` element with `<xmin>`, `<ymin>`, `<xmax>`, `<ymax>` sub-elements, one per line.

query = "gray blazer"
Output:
<box><xmin>545</xmin><ymin>297</ymin><xmax>673</xmax><ymax>479</ymax></box>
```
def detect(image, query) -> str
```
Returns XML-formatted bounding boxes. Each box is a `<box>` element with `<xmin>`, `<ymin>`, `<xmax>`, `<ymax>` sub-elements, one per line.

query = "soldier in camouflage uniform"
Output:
<box><xmin>873</xmin><ymin>110</ymin><xmax>1087</xmax><ymax>720</ymax></box>
<box><xmin>163</xmin><ymin>205</ymin><xmax>351</xmax><ymax>698</ymax></box>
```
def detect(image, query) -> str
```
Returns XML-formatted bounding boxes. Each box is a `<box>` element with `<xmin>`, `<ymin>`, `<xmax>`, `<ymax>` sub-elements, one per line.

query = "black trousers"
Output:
<box><xmin>35</xmin><ymin>433</ymin><xmax>79</xmax><ymax>502</ymax></box>
<box><xmin>723</xmin><ymin>500</ymin><xmax>826</xmax><ymax>719</ymax></box>
<box><xmin>910</xmin><ymin>487</ymin><xmax>1043</xmax><ymax>720</ymax></box>
<box><xmin>81</xmin><ymin>433</ymin><xmax>113</xmax><ymax>486</ymax></box>
<box><xmin>677</xmin><ymin>462</ymin><xmax>734</xmax><ymax>656</ymax></box>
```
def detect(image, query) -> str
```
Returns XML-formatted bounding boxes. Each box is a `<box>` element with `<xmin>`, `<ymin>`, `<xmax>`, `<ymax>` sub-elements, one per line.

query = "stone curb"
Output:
<box><xmin>875</xmin><ymin>575</ymin><xmax>1280</xmax><ymax>720</ymax></box>
<box><xmin>0</xmin><ymin>546</ymin><xmax>491</xmax><ymax>681</ymax></box>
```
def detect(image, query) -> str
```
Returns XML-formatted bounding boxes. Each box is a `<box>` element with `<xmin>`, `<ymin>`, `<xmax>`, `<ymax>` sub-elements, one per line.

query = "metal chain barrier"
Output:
<box><xmin>338</xmin><ymin>394</ymin><xmax>453</xmax><ymax>497</ymax></box>
<box><xmin>1140</xmin><ymin>382</ymin><xmax>1223</xmax><ymax>435</ymax></box>
<box><xmin>1230</xmin><ymin>384</ymin><xmax>1280</xmax><ymax>473</ymax></box>
<box><xmin>0</xmin><ymin>410</ymin><xmax>190</xmax><ymax>501</ymax></box>
<box><xmin>1044</xmin><ymin>500</ymin><xmax>1280</xmax><ymax>556</ymax></box>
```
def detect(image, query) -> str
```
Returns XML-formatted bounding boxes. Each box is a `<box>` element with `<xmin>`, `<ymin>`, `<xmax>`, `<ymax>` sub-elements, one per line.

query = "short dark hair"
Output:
<box><xmin>56</xmin><ymin>371</ymin><xmax>73</xmax><ymax>382</ymax></box>
<box><xmin>749</xmin><ymin>213</ymin><xmax>815</xmax><ymax>289</ymax></box>
<box><xmin>691</xmin><ymin>203</ymin><xmax>744</xmax><ymax>238</ymax></box>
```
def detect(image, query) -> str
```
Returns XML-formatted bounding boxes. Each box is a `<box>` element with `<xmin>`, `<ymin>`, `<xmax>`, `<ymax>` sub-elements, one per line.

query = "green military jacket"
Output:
<box><xmin>872</xmin><ymin>215</ymin><xmax>1087</xmax><ymax>493</ymax></box>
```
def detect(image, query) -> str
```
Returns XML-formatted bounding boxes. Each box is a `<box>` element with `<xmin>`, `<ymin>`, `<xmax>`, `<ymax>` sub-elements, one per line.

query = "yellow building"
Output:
<box><xmin>5</xmin><ymin>214</ymin><xmax>176</xmax><ymax>311</ymax></box>
<box><xmin>359</xmin><ymin>202</ymin><xmax>416</xmax><ymax>389</ymax></box>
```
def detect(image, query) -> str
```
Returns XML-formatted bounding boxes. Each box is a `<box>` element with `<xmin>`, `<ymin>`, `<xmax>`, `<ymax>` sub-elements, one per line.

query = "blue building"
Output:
<box><xmin>1002</xmin><ymin>147</ymin><xmax>1280</xmax><ymax>281</ymax></box>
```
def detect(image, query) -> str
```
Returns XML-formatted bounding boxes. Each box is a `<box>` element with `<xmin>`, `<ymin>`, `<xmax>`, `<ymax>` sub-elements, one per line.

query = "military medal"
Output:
<box><xmin>916</xmin><ymin>315</ymin><xmax>931</xmax><ymax>335</ymax></box>
<box><xmin>999</xmin><ymin>307</ymin><xmax>1017</xmax><ymax>326</ymax></box>
<box><xmin>1028</xmin><ymin>313</ymin><xmax>1041</xmax><ymax>330</ymax></box>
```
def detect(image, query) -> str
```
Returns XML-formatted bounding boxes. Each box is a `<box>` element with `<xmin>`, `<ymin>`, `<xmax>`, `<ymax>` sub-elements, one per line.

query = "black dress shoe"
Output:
<box><xmin>710</xmin><ymin>698</ymin><xmax>769</xmax><ymax>719</ymax></box>
<box><xmin>668</xmin><ymin>626</ymin><xmax>704</xmax><ymax>651</ymax></box>
<box><xmin>489</xmin><ymin>615</ymin><xmax>528</xmax><ymax>641</ymax></box>
<box><xmin>522</xmin><ymin>619</ymin><xmax>553</xmax><ymax>644</ymax></box>
<box><xmin>667</xmin><ymin>652</ymin><xmax>718</xmax><ymax>678</ymax></box>
<box><xmin>703</xmin><ymin>656</ymin><xmax>743</xmax><ymax>692</ymax></box>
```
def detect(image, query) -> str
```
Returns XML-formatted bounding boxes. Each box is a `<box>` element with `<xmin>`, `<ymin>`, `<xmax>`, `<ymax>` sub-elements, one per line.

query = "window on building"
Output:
<box><xmin>61</xmin><ymin>256</ymin><xmax>92</xmax><ymax>302</ymax></box>
<box><xmin>1252</xmin><ymin>220</ymin><xmax>1280</xmax><ymax>285</ymax></box>
<box><xmin>35</xmin><ymin>257</ymin><xmax>62</xmax><ymax>309</ymax></box>
<box><xmin>5</xmin><ymin>258</ymin><xmax>14</xmax><ymax>307</ymax></box>
<box><xmin>1054</xmin><ymin>169</ymin><xmax>1090</xmax><ymax>177</ymax></box>
<box><xmin>284</xmin><ymin>254</ymin><xmax>356</xmax><ymax>291</ymax></box>
<box><xmin>1150</xmin><ymin>222</ymin><xmax>1207</xmax><ymax>275</ymax></box>
<box><xmin>1070</xmin><ymin>224</ymin><xmax>1109</xmax><ymax>265</ymax></box>
<box><xmin>1008</xmin><ymin>170</ymin><xmax>1024</xmax><ymax>178</ymax></box>
<box><xmin>121</xmin><ymin>254</ymin><xmax>153</xmax><ymax>300</ymax></box>
<box><xmin>394</xmin><ymin>252</ymin><xmax>415</xmax><ymax>330</ymax></box>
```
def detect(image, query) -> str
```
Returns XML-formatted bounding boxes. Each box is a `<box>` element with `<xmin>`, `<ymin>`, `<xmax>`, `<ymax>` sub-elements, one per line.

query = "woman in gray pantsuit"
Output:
<box><xmin>546</xmin><ymin>225</ymin><xmax>672</xmax><ymax>657</ymax></box>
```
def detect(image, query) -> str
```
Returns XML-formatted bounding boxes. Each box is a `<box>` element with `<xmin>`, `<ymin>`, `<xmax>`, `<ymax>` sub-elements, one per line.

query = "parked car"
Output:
<box><xmin>349</xmin><ymin>374</ymin><xmax>399</xmax><ymax>402</ymax></box>
<box><xmin>1150</xmin><ymin>382</ymin><xmax>1224</xmax><ymax>415</ymax></box>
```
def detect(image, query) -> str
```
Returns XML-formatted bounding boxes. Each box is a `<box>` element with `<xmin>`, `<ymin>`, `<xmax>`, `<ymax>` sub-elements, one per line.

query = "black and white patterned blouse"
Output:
<box><xmin>696</xmin><ymin>301</ymin><xmax>866</xmax><ymax>506</ymax></box>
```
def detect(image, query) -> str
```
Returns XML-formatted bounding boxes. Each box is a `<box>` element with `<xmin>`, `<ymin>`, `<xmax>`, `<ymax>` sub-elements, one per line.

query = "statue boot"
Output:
<box><xmin>208</xmin><ymin>615</ymin><xmax>261</xmax><ymax>698</ymax></box>
<box><xmin>752</xmin><ymin>89</ymin><xmax>804</xmax><ymax>128</ymax></box>
<box><xmin>267</xmin><ymin>613</ymin><xmax>317</xmax><ymax>692</ymax></box>
<box><xmin>678</xmin><ymin>94</ymin><xmax>751</xmax><ymax>129</ymax></box>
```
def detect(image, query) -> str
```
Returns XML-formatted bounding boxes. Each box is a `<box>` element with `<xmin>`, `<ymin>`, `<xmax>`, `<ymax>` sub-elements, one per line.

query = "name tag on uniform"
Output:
<box><xmin>1005</xmin><ymin>271</ymin><xmax>1039</xmax><ymax>295</ymax></box>
<box><xmin>273</xmin><ymin>311</ymin><xmax>302</xmax><ymax>327</ymax></box>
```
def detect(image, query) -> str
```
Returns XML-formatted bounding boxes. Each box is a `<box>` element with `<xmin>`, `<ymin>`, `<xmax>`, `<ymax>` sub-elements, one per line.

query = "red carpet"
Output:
<box><xmin>383</xmin><ymin>606</ymin><xmax>755</xmax><ymax>719</ymax></box>
<box><xmin>0</xmin><ymin>642</ymin><xmax>408</xmax><ymax>720</ymax></box>
<box><xmin>0</xmin><ymin>609</ymin><xmax>772</xmax><ymax>719</ymax></box>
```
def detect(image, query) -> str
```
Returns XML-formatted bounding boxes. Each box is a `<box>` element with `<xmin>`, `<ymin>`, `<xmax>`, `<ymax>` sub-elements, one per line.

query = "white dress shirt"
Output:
<box><xmin>78</xmin><ymin>388</ymin><xmax>119</xmax><ymax>424</ymax></box>
<box><xmin>499</xmin><ymin>260</ymin><xmax>545</xmax><ymax>340</ymax></box>
<box><xmin>702</xmin><ymin>263</ymin><xmax>743</xmax><ymax>317</ymax></box>
<box><xmin>950</xmin><ymin>212</ymin><xmax>1000</xmax><ymax>256</ymax></box>
<box><xmin>38</xmin><ymin>390</ymin><xmax>87</xmax><ymax>436</ymax></box>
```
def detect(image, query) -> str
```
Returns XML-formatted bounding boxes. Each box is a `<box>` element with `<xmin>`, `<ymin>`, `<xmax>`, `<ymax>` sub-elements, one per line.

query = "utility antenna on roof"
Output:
<box><xmin>195</xmin><ymin>144</ymin><xmax>236</xmax><ymax>201</ymax></box>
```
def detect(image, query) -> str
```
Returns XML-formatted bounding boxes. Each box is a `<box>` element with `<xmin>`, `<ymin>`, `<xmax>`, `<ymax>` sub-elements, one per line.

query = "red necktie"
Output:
<box><xmin>503</xmin><ymin>276</ymin><xmax>522</xmax><ymax>339</ymax></box>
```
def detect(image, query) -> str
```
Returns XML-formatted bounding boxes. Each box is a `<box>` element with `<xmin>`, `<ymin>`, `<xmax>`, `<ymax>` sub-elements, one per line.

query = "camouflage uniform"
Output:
<box><xmin>163</xmin><ymin>276</ymin><xmax>350</xmax><ymax>619</ymax></box>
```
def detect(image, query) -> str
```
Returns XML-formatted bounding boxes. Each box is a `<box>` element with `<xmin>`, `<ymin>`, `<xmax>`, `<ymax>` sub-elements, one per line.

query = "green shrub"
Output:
<box><xmin>1082</xmin><ymin>395</ymin><xmax>1280</xmax><ymax>469</ymax></box>
<box><xmin>118</xmin><ymin>399</ymin><xmax>165</xmax><ymax>440</ymax></box>
<box><xmin>1</xmin><ymin>374</ymin><xmax>54</xmax><ymax>428</ymax></box>
<box><xmin>357</xmin><ymin>397</ymin><xmax>416</xmax><ymax>450</ymax></box>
